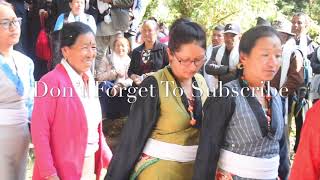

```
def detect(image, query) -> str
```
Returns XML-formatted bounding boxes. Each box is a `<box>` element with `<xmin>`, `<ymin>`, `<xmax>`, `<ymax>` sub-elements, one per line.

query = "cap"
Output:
<box><xmin>272</xmin><ymin>19</ymin><xmax>295</xmax><ymax>36</ymax></box>
<box><xmin>223</xmin><ymin>23</ymin><xmax>240</xmax><ymax>35</ymax></box>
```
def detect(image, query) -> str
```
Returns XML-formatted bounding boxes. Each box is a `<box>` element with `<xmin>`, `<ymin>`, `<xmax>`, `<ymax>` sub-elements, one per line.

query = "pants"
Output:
<box><xmin>0</xmin><ymin>123</ymin><xmax>30</xmax><ymax>180</ymax></box>
<box><xmin>294</xmin><ymin>108</ymin><xmax>303</xmax><ymax>153</ymax></box>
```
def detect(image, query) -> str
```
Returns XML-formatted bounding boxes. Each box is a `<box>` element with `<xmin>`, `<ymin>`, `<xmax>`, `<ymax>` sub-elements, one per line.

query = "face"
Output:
<box><xmin>62</xmin><ymin>32</ymin><xmax>96</xmax><ymax>74</ymax></box>
<box><xmin>241</xmin><ymin>36</ymin><xmax>281</xmax><ymax>84</ymax></box>
<box><xmin>69</xmin><ymin>0</ymin><xmax>85</xmax><ymax>16</ymax></box>
<box><xmin>224</xmin><ymin>33</ymin><xmax>240</xmax><ymax>51</ymax></box>
<box><xmin>278</xmin><ymin>32</ymin><xmax>289</xmax><ymax>45</ymax></box>
<box><xmin>0</xmin><ymin>5</ymin><xmax>21</xmax><ymax>47</ymax></box>
<box><xmin>291</xmin><ymin>15</ymin><xmax>307</xmax><ymax>36</ymax></box>
<box><xmin>114</xmin><ymin>38</ymin><xmax>129</xmax><ymax>57</ymax></box>
<box><xmin>141</xmin><ymin>22</ymin><xmax>158</xmax><ymax>45</ymax></box>
<box><xmin>212</xmin><ymin>30</ymin><xmax>224</xmax><ymax>46</ymax></box>
<box><xmin>168</xmin><ymin>43</ymin><xmax>206</xmax><ymax>81</ymax></box>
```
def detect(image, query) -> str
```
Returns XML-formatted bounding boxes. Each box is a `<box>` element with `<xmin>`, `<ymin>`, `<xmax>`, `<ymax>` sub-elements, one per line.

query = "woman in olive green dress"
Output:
<box><xmin>105</xmin><ymin>18</ymin><xmax>208</xmax><ymax>180</ymax></box>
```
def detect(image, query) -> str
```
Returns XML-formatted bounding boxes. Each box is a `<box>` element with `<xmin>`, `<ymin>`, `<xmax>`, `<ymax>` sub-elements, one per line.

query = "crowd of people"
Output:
<box><xmin>2</xmin><ymin>0</ymin><xmax>320</xmax><ymax>179</ymax></box>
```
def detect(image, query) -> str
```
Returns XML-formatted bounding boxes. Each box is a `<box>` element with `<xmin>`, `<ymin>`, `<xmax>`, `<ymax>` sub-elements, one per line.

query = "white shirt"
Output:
<box><xmin>61</xmin><ymin>59</ymin><xmax>101</xmax><ymax>157</ymax></box>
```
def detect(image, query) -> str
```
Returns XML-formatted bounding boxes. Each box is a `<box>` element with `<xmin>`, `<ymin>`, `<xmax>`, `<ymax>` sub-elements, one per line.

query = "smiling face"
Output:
<box><xmin>62</xmin><ymin>32</ymin><xmax>96</xmax><ymax>74</ymax></box>
<box><xmin>241</xmin><ymin>36</ymin><xmax>282</xmax><ymax>84</ymax></box>
<box><xmin>113</xmin><ymin>38</ymin><xmax>130</xmax><ymax>57</ymax></box>
<box><xmin>0</xmin><ymin>4</ymin><xmax>20</xmax><ymax>48</ymax></box>
<box><xmin>168</xmin><ymin>42</ymin><xmax>206</xmax><ymax>81</ymax></box>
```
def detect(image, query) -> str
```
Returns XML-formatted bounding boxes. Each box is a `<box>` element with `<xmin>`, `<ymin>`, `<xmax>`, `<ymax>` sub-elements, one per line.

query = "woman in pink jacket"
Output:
<box><xmin>31</xmin><ymin>22</ymin><xmax>112</xmax><ymax>180</ymax></box>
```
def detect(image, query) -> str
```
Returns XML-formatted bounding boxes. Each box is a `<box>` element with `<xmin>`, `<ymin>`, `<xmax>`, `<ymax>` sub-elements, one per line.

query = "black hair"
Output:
<box><xmin>239</xmin><ymin>25</ymin><xmax>280</xmax><ymax>55</ymax></box>
<box><xmin>256</xmin><ymin>17</ymin><xmax>271</xmax><ymax>27</ymax></box>
<box><xmin>214</xmin><ymin>25</ymin><xmax>224</xmax><ymax>31</ymax></box>
<box><xmin>168</xmin><ymin>18</ymin><xmax>206</xmax><ymax>53</ymax></box>
<box><xmin>60</xmin><ymin>22</ymin><xmax>94</xmax><ymax>48</ymax></box>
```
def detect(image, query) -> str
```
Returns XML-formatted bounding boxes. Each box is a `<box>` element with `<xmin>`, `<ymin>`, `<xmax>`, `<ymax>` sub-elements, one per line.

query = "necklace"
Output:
<box><xmin>241</xmin><ymin>78</ymin><xmax>273</xmax><ymax>132</ymax></box>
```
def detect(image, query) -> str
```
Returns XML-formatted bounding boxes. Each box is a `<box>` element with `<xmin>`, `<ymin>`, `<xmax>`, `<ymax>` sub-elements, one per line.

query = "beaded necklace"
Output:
<box><xmin>241</xmin><ymin>78</ymin><xmax>273</xmax><ymax>132</ymax></box>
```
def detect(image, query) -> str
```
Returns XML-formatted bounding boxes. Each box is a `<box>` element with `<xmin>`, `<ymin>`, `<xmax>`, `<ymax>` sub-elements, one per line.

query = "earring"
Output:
<box><xmin>236</xmin><ymin>63</ymin><xmax>244</xmax><ymax>79</ymax></box>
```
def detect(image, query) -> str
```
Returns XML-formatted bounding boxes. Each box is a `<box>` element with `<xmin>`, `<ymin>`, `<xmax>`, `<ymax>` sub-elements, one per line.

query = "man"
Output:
<box><xmin>291</xmin><ymin>12</ymin><xmax>317</xmax><ymax>152</ymax></box>
<box><xmin>291</xmin><ymin>12</ymin><xmax>317</xmax><ymax>59</ymax></box>
<box><xmin>205</xmin><ymin>23</ymin><xmax>241</xmax><ymax>87</ymax></box>
<box><xmin>203</xmin><ymin>25</ymin><xmax>224</xmax><ymax>91</ymax></box>
<box><xmin>270</xmin><ymin>19</ymin><xmax>304</xmax><ymax>152</ymax></box>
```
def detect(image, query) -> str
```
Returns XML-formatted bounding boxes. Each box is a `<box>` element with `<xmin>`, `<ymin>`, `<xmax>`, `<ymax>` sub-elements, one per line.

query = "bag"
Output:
<box><xmin>35</xmin><ymin>14</ymin><xmax>52</xmax><ymax>62</ymax></box>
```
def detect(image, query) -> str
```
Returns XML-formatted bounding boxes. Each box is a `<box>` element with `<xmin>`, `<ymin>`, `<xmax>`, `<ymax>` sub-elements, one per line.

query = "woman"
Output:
<box><xmin>31</xmin><ymin>22</ymin><xmax>112</xmax><ymax>180</ymax></box>
<box><xmin>290</xmin><ymin>101</ymin><xmax>320</xmax><ymax>179</ymax></box>
<box><xmin>128</xmin><ymin>19</ymin><xmax>169</xmax><ymax>86</ymax></box>
<box><xmin>54</xmin><ymin>0</ymin><xmax>96</xmax><ymax>33</ymax></box>
<box><xmin>96</xmin><ymin>36</ymin><xmax>132</xmax><ymax>151</ymax></box>
<box><xmin>0</xmin><ymin>2</ymin><xmax>34</xmax><ymax>180</ymax></box>
<box><xmin>193</xmin><ymin>26</ymin><xmax>290</xmax><ymax>180</ymax></box>
<box><xmin>105</xmin><ymin>18</ymin><xmax>208</xmax><ymax>180</ymax></box>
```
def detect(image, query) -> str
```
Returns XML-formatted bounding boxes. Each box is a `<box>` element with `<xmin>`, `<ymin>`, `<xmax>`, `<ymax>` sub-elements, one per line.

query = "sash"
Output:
<box><xmin>0</xmin><ymin>54</ymin><xmax>24</xmax><ymax>96</ymax></box>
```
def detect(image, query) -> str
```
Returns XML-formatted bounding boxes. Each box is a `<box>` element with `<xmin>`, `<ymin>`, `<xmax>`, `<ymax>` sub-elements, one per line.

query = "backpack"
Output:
<box><xmin>35</xmin><ymin>14</ymin><xmax>52</xmax><ymax>62</ymax></box>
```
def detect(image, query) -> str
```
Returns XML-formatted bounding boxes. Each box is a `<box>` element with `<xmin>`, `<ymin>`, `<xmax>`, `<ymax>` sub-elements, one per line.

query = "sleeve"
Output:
<box><xmin>95</xmin><ymin>55</ymin><xmax>117</xmax><ymax>81</ymax></box>
<box><xmin>127</xmin><ymin>50</ymin><xmax>139</xmax><ymax>77</ymax></box>
<box><xmin>112</xmin><ymin>0</ymin><xmax>133</xmax><ymax>8</ymax></box>
<box><xmin>290</xmin><ymin>105</ymin><xmax>320</xmax><ymax>180</ymax></box>
<box><xmin>282</xmin><ymin>52</ymin><xmax>304</xmax><ymax>95</ymax></box>
<box><xmin>53</xmin><ymin>13</ymin><xmax>64</xmax><ymax>31</ymax></box>
<box><xmin>105</xmin><ymin>76</ymin><xmax>160</xmax><ymax>180</ymax></box>
<box><xmin>31</xmin><ymin>78</ymin><xmax>58</xmax><ymax>178</ymax></box>
<box><xmin>88</xmin><ymin>15</ymin><xmax>97</xmax><ymax>34</ymax></box>
<box><xmin>162</xmin><ymin>45</ymin><xmax>169</xmax><ymax>67</ymax></box>
<box><xmin>311</xmin><ymin>47</ymin><xmax>320</xmax><ymax>74</ymax></box>
<box><xmin>278</xmin><ymin>128</ymin><xmax>290</xmax><ymax>180</ymax></box>
<box><xmin>193</xmin><ymin>89</ymin><xmax>236</xmax><ymax>180</ymax></box>
<box><xmin>205</xmin><ymin>48</ymin><xmax>229</xmax><ymax>76</ymax></box>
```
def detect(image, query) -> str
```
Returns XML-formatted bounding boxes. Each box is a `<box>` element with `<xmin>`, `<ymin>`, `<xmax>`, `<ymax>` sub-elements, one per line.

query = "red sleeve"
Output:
<box><xmin>31</xmin><ymin>79</ymin><xmax>58</xmax><ymax>178</ymax></box>
<box><xmin>290</xmin><ymin>103</ymin><xmax>320</xmax><ymax>179</ymax></box>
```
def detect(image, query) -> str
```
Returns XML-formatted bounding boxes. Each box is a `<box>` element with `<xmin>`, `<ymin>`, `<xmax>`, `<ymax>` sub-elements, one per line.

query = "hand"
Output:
<box><xmin>47</xmin><ymin>175</ymin><xmax>60</xmax><ymax>180</ymax></box>
<box><xmin>131</xmin><ymin>75</ymin><xmax>142</xmax><ymax>85</ymax></box>
<box><xmin>116</xmin><ymin>69</ymin><xmax>126</xmax><ymax>78</ymax></box>
<box><xmin>39</xmin><ymin>9</ymin><xmax>48</xmax><ymax>17</ymax></box>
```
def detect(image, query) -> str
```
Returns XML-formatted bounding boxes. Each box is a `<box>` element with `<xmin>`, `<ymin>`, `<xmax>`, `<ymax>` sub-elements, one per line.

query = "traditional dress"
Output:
<box><xmin>0</xmin><ymin>50</ymin><xmax>34</xmax><ymax>180</ymax></box>
<box><xmin>193</xmin><ymin>79</ymin><xmax>290</xmax><ymax>180</ymax></box>
<box><xmin>105</xmin><ymin>66</ymin><xmax>208</xmax><ymax>180</ymax></box>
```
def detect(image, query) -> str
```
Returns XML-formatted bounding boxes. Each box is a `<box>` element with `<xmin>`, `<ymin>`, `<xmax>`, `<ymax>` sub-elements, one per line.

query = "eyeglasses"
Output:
<box><xmin>0</xmin><ymin>17</ymin><xmax>22</xmax><ymax>30</ymax></box>
<box><xmin>173</xmin><ymin>53</ymin><xmax>206</xmax><ymax>67</ymax></box>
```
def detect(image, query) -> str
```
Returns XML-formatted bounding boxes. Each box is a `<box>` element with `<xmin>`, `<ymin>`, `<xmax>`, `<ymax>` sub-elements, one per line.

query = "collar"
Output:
<box><xmin>61</xmin><ymin>59</ymin><xmax>91</xmax><ymax>87</ymax></box>
<box><xmin>67</xmin><ymin>12</ymin><xmax>87</xmax><ymax>23</ymax></box>
<box><xmin>136</xmin><ymin>41</ymin><xmax>164</xmax><ymax>52</ymax></box>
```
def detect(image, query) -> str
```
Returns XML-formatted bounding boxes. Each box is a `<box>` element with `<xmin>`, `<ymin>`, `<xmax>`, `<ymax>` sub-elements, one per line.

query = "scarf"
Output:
<box><xmin>280</xmin><ymin>38</ymin><xmax>297</xmax><ymax>88</ymax></box>
<box><xmin>215</xmin><ymin>43</ymin><xmax>239</xmax><ymax>70</ymax></box>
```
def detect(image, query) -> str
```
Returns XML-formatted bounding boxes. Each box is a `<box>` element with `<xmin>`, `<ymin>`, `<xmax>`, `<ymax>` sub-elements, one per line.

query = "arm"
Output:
<box><xmin>53</xmin><ymin>14</ymin><xmax>64</xmax><ymax>31</ymax></box>
<box><xmin>290</xmin><ymin>105</ymin><xmax>320</xmax><ymax>180</ymax></box>
<box><xmin>193</xmin><ymin>89</ymin><xmax>235</xmax><ymax>180</ymax></box>
<box><xmin>95</xmin><ymin>55</ymin><xmax>117</xmax><ymax>81</ymax></box>
<box><xmin>205</xmin><ymin>48</ymin><xmax>229</xmax><ymax>76</ymax></box>
<box><xmin>31</xmin><ymin>79</ymin><xmax>58</xmax><ymax>178</ymax></box>
<box><xmin>105</xmin><ymin>77</ymin><xmax>160</xmax><ymax>180</ymax></box>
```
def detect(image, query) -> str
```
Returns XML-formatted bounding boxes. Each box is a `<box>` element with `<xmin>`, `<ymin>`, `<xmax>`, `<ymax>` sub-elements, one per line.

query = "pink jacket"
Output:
<box><xmin>31</xmin><ymin>64</ymin><xmax>112</xmax><ymax>180</ymax></box>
